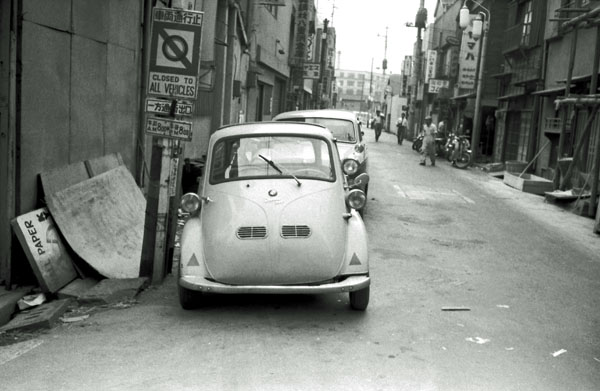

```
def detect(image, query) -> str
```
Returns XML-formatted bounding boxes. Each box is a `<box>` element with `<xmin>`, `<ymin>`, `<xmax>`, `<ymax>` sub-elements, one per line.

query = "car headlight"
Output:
<box><xmin>343</xmin><ymin>159</ymin><xmax>359</xmax><ymax>176</ymax></box>
<box><xmin>180</xmin><ymin>193</ymin><xmax>201</xmax><ymax>213</ymax></box>
<box><xmin>346</xmin><ymin>189</ymin><xmax>366</xmax><ymax>210</ymax></box>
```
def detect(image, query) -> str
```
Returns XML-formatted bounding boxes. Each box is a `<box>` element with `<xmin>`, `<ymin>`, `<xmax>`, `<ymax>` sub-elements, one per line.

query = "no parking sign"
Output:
<box><xmin>148</xmin><ymin>8</ymin><xmax>204</xmax><ymax>100</ymax></box>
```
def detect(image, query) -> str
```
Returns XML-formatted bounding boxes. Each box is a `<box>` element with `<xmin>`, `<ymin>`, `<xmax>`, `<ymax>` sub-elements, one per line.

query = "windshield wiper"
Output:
<box><xmin>258</xmin><ymin>154</ymin><xmax>302</xmax><ymax>187</ymax></box>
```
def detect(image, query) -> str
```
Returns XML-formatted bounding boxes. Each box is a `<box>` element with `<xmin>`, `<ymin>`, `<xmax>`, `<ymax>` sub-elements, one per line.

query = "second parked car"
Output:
<box><xmin>273</xmin><ymin>109</ymin><xmax>369</xmax><ymax>211</ymax></box>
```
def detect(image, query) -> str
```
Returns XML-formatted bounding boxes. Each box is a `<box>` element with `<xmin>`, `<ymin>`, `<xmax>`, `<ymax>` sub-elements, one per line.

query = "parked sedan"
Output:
<box><xmin>273</xmin><ymin>109</ymin><xmax>369</xmax><ymax>209</ymax></box>
<box><xmin>178</xmin><ymin>122</ymin><xmax>370</xmax><ymax>310</ymax></box>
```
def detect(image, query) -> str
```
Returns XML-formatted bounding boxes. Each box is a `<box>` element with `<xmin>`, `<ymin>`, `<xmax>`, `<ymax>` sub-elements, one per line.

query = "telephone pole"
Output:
<box><xmin>408</xmin><ymin>1</ymin><xmax>427</xmax><ymax>139</ymax></box>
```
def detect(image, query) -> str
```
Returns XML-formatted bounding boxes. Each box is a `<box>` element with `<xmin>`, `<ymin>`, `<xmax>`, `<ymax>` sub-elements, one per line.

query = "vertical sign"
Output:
<box><xmin>293</xmin><ymin>0</ymin><xmax>309</xmax><ymax>65</ymax></box>
<box><xmin>425</xmin><ymin>50</ymin><xmax>437</xmax><ymax>83</ymax></box>
<box><xmin>458</xmin><ymin>15</ymin><xmax>480</xmax><ymax>90</ymax></box>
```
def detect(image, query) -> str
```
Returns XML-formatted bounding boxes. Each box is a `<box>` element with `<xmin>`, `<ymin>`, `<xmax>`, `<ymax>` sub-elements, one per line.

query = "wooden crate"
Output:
<box><xmin>503</xmin><ymin>171</ymin><xmax>554</xmax><ymax>195</ymax></box>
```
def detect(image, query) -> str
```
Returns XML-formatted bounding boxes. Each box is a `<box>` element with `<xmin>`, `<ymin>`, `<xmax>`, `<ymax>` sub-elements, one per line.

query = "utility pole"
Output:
<box><xmin>368</xmin><ymin>57</ymin><xmax>374</xmax><ymax>126</ymax></box>
<box><xmin>319</xmin><ymin>18</ymin><xmax>329</xmax><ymax>108</ymax></box>
<box><xmin>408</xmin><ymin>1</ymin><xmax>427</xmax><ymax>139</ymax></box>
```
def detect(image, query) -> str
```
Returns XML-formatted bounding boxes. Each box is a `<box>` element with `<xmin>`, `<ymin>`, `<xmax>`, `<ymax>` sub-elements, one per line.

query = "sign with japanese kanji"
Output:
<box><xmin>145</xmin><ymin>116</ymin><xmax>193</xmax><ymax>141</ymax></box>
<box><xmin>428</xmin><ymin>79</ymin><xmax>449</xmax><ymax>93</ymax></box>
<box><xmin>148</xmin><ymin>8</ymin><xmax>204</xmax><ymax>99</ymax></box>
<box><xmin>458</xmin><ymin>15</ymin><xmax>480</xmax><ymax>90</ymax></box>
<box><xmin>145</xmin><ymin>98</ymin><xmax>194</xmax><ymax>117</ymax></box>
<box><xmin>303</xmin><ymin>63</ymin><xmax>320</xmax><ymax>79</ymax></box>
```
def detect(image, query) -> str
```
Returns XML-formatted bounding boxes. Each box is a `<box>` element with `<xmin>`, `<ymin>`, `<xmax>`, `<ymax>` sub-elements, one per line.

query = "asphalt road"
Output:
<box><xmin>2</xmin><ymin>130</ymin><xmax>599</xmax><ymax>391</ymax></box>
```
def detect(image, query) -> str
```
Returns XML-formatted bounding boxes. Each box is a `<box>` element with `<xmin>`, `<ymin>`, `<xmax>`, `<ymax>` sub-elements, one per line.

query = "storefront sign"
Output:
<box><xmin>428</xmin><ymin>79</ymin><xmax>449</xmax><ymax>93</ymax></box>
<box><xmin>303</xmin><ymin>63</ymin><xmax>320</xmax><ymax>79</ymax></box>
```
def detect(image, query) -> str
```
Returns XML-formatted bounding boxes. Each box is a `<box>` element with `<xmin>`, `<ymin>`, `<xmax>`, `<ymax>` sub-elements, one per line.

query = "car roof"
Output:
<box><xmin>213</xmin><ymin>121</ymin><xmax>334</xmax><ymax>140</ymax></box>
<box><xmin>273</xmin><ymin>109</ymin><xmax>358</xmax><ymax>122</ymax></box>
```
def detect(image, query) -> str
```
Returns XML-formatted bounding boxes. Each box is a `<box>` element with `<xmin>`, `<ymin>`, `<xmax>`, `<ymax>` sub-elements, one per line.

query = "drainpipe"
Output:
<box><xmin>137</xmin><ymin>0</ymin><xmax>154</xmax><ymax>186</ymax></box>
<box><xmin>588</xmin><ymin>25</ymin><xmax>600</xmax><ymax>217</ymax></box>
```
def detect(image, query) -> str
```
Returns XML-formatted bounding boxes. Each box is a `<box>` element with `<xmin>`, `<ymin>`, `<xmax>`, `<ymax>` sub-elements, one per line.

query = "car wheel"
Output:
<box><xmin>178</xmin><ymin>284</ymin><xmax>202</xmax><ymax>310</ymax></box>
<box><xmin>349</xmin><ymin>286</ymin><xmax>370</xmax><ymax>311</ymax></box>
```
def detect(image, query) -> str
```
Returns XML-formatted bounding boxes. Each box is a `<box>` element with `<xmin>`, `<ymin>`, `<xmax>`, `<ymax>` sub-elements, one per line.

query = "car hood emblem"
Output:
<box><xmin>268</xmin><ymin>189</ymin><xmax>278</xmax><ymax>197</ymax></box>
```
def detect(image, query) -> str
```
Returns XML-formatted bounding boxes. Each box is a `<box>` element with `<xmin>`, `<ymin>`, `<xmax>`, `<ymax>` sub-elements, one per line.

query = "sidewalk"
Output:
<box><xmin>462</xmin><ymin>162</ymin><xmax>600</xmax><ymax>259</ymax></box>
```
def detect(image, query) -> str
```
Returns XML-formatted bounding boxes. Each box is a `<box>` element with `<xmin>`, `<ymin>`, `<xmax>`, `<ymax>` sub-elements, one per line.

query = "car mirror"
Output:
<box><xmin>353</xmin><ymin>173</ymin><xmax>369</xmax><ymax>187</ymax></box>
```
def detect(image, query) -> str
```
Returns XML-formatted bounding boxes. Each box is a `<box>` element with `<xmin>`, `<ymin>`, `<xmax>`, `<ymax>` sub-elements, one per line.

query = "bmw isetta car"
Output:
<box><xmin>178</xmin><ymin>122</ymin><xmax>370</xmax><ymax>310</ymax></box>
<box><xmin>273</xmin><ymin>109</ymin><xmax>369</xmax><ymax>211</ymax></box>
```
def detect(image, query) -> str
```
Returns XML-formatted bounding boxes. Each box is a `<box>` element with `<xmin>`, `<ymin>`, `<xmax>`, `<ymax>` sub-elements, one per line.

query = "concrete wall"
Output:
<box><xmin>19</xmin><ymin>0</ymin><xmax>142</xmax><ymax>213</ymax></box>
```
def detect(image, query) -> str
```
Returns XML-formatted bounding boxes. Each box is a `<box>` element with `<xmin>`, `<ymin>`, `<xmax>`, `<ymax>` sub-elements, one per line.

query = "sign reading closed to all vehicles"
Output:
<box><xmin>148</xmin><ymin>8</ymin><xmax>204</xmax><ymax>100</ymax></box>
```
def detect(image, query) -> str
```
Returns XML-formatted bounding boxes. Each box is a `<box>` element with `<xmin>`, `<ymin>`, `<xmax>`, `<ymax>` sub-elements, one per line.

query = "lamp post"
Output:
<box><xmin>459</xmin><ymin>0</ymin><xmax>490</xmax><ymax>166</ymax></box>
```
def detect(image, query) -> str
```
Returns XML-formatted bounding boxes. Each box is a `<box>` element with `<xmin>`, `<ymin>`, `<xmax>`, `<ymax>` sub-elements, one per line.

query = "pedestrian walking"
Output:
<box><xmin>396</xmin><ymin>113</ymin><xmax>408</xmax><ymax>145</ymax></box>
<box><xmin>374</xmin><ymin>110</ymin><xmax>383</xmax><ymax>142</ymax></box>
<box><xmin>419</xmin><ymin>116</ymin><xmax>437</xmax><ymax>166</ymax></box>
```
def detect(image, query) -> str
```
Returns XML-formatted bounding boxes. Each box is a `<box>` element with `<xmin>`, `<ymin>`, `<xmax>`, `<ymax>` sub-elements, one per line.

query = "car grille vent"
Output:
<box><xmin>236</xmin><ymin>226</ymin><xmax>267</xmax><ymax>239</ymax></box>
<box><xmin>281</xmin><ymin>225</ymin><xmax>311</xmax><ymax>238</ymax></box>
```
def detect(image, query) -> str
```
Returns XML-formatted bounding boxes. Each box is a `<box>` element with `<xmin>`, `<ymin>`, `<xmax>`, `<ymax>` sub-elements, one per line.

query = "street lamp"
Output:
<box><xmin>459</xmin><ymin>0</ymin><xmax>490</xmax><ymax>166</ymax></box>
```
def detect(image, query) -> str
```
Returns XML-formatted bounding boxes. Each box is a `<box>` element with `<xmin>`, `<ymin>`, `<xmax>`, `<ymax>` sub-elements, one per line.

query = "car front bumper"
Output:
<box><xmin>179</xmin><ymin>275</ymin><xmax>370</xmax><ymax>294</ymax></box>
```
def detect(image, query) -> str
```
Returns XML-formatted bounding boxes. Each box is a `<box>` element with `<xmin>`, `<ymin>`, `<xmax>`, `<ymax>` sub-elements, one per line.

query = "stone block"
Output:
<box><xmin>56</xmin><ymin>278</ymin><xmax>99</xmax><ymax>300</ymax></box>
<box><xmin>77</xmin><ymin>277</ymin><xmax>148</xmax><ymax>305</ymax></box>
<box><xmin>1</xmin><ymin>299</ymin><xmax>71</xmax><ymax>332</ymax></box>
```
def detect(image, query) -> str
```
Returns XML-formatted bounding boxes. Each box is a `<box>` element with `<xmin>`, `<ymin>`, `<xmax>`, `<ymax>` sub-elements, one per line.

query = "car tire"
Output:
<box><xmin>178</xmin><ymin>284</ymin><xmax>202</xmax><ymax>310</ymax></box>
<box><xmin>349</xmin><ymin>286</ymin><xmax>370</xmax><ymax>311</ymax></box>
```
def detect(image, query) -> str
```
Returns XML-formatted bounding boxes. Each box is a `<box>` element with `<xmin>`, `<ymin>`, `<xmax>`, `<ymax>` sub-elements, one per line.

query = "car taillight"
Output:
<box><xmin>346</xmin><ymin>189</ymin><xmax>366</xmax><ymax>210</ymax></box>
<box><xmin>181</xmin><ymin>193</ymin><xmax>201</xmax><ymax>213</ymax></box>
<box><xmin>343</xmin><ymin>159</ymin><xmax>359</xmax><ymax>175</ymax></box>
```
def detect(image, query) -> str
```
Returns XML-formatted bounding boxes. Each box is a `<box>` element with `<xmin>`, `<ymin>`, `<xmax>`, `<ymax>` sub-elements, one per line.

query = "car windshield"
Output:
<box><xmin>281</xmin><ymin>118</ymin><xmax>356</xmax><ymax>143</ymax></box>
<box><xmin>209</xmin><ymin>135</ymin><xmax>335</xmax><ymax>184</ymax></box>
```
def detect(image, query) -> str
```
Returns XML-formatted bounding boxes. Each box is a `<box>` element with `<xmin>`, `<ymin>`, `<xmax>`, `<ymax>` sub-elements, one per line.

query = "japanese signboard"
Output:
<box><xmin>145</xmin><ymin>117</ymin><xmax>193</xmax><ymax>141</ymax></box>
<box><xmin>458</xmin><ymin>15</ymin><xmax>481</xmax><ymax>90</ymax></box>
<box><xmin>146</xmin><ymin>98</ymin><xmax>194</xmax><ymax>117</ymax></box>
<box><xmin>425</xmin><ymin>50</ymin><xmax>437</xmax><ymax>83</ymax></box>
<box><xmin>148</xmin><ymin>8</ymin><xmax>204</xmax><ymax>100</ymax></box>
<box><xmin>428</xmin><ymin>79</ymin><xmax>450</xmax><ymax>94</ymax></box>
<box><xmin>303</xmin><ymin>63</ymin><xmax>320</xmax><ymax>79</ymax></box>
<box><xmin>257</xmin><ymin>0</ymin><xmax>286</xmax><ymax>5</ymax></box>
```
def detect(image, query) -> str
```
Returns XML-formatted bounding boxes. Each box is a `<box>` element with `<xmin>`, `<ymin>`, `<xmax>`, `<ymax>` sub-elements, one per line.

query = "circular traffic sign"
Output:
<box><xmin>162</xmin><ymin>35</ymin><xmax>188</xmax><ymax>62</ymax></box>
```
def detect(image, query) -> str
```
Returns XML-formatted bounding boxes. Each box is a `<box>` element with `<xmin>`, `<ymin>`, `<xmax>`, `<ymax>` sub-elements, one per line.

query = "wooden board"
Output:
<box><xmin>46</xmin><ymin>166</ymin><xmax>145</xmax><ymax>278</ymax></box>
<box><xmin>503</xmin><ymin>171</ymin><xmax>554</xmax><ymax>195</ymax></box>
<box><xmin>10</xmin><ymin>208</ymin><xmax>77</xmax><ymax>293</ymax></box>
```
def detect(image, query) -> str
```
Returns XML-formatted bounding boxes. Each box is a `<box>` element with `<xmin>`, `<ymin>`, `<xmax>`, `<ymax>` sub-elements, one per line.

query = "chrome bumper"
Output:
<box><xmin>179</xmin><ymin>275</ymin><xmax>370</xmax><ymax>294</ymax></box>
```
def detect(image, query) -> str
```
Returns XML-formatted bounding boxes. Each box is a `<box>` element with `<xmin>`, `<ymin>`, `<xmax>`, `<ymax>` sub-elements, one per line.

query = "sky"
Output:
<box><xmin>316</xmin><ymin>0</ymin><xmax>438</xmax><ymax>74</ymax></box>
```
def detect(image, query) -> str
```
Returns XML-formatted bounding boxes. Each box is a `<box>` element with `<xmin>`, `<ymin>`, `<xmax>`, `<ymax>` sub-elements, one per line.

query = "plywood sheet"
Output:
<box><xmin>504</xmin><ymin>172</ymin><xmax>554</xmax><ymax>196</ymax></box>
<box><xmin>46</xmin><ymin>166</ymin><xmax>145</xmax><ymax>278</ymax></box>
<box><xmin>10</xmin><ymin>208</ymin><xmax>77</xmax><ymax>293</ymax></box>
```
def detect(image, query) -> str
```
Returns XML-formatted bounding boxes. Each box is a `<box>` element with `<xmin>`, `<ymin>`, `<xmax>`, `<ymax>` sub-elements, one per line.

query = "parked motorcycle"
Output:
<box><xmin>446</xmin><ymin>134</ymin><xmax>471</xmax><ymax>169</ymax></box>
<box><xmin>412</xmin><ymin>134</ymin><xmax>423</xmax><ymax>151</ymax></box>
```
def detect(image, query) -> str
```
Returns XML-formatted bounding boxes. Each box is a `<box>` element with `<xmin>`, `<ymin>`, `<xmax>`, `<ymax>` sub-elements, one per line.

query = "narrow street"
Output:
<box><xmin>2</xmin><ymin>131</ymin><xmax>600</xmax><ymax>391</ymax></box>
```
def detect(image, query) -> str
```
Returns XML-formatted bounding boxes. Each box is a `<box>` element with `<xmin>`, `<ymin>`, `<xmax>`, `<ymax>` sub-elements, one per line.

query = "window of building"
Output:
<box><xmin>265</xmin><ymin>5</ymin><xmax>278</xmax><ymax>18</ymax></box>
<box><xmin>520</xmin><ymin>0</ymin><xmax>532</xmax><ymax>46</ymax></box>
<box><xmin>339</xmin><ymin>72</ymin><xmax>345</xmax><ymax>78</ymax></box>
<box><xmin>347</xmin><ymin>80</ymin><xmax>355</xmax><ymax>87</ymax></box>
<box><xmin>348</xmin><ymin>73</ymin><xmax>355</xmax><ymax>79</ymax></box>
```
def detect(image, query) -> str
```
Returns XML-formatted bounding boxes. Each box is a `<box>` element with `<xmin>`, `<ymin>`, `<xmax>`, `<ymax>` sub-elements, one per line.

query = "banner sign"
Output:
<box><xmin>428</xmin><ymin>79</ymin><xmax>450</xmax><ymax>93</ymax></box>
<box><xmin>148</xmin><ymin>8</ymin><xmax>204</xmax><ymax>99</ymax></box>
<box><xmin>458</xmin><ymin>15</ymin><xmax>480</xmax><ymax>90</ymax></box>
<box><xmin>145</xmin><ymin>117</ymin><xmax>193</xmax><ymax>141</ymax></box>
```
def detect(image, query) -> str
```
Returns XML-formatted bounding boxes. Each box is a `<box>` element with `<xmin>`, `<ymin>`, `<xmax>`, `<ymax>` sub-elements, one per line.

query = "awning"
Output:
<box><xmin>451</xmin><ymin>92</ymin><xmax>476</xmax><ymax>100</ymax></box>
<box><xmin>531</xmin><ymin>86</ymin><xmax>566</xmax><ymax>96</ymax></box>
<box><xmin>557</xmin><ymin>72</ymin><xmax>600</xmax><ymax>84</ymax></box>
<box><xmin>498</xmin><ymin>92</ymin><xmax>526</xmax><ymax>100</ymax></box>
<box><xmin>492</xmin><ymin>72</ymin><xmax>512</xmax><ymax>79</ymax></box>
